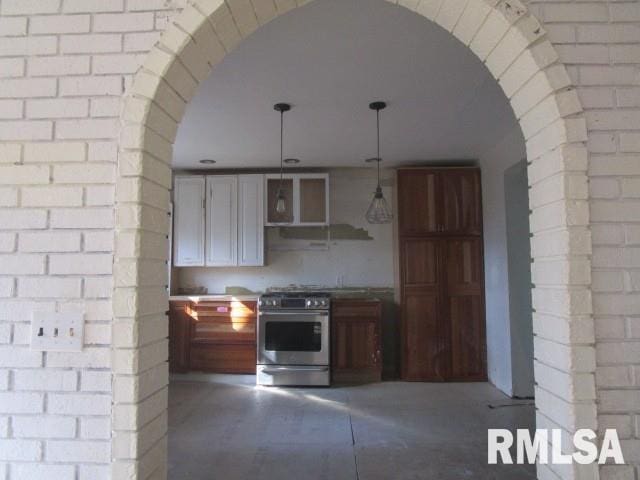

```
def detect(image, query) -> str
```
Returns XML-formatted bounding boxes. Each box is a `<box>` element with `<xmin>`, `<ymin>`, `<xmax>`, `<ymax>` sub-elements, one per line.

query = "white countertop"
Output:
<box><xmin>169</xmin><ymin>294</ymin><xmax>260</xmax><ymax>302</ymax></box>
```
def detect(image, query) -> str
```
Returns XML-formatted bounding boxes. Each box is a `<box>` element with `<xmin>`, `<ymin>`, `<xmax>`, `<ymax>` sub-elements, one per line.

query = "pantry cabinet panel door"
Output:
<box><xmin>401</xmin><ymin>238</ymin><xmax>445</xmax><ymax>381</ymax></box>
<box><xmin>441</xmin><ymin>169</ymin><xmax>482</xmax><ymax>235</ymax></box>
<box><xmin>238</xmin><ymin>174</ymin><xmax>264</xmax><ymax>266</ymax></box>
<box><xmin>403</xmin><ymin>291</ymin><xmax>443</xmax><ymax>381</ymax></box>
<box><xmin>206</xmin><ymin>176</ymin><xmax>238</xmax><ymax>267</ymax></box>
<box><xmin>397</xmin><ymin>169</ymin><xmax>439</xmax><ymax>235</ymax></box>
<box><xmin>444</xmin><ymin>237</ymin><xmax>486</xmax><ymax>380</ymax></box>
<box><xmin>173</xmin><ymin>176</ymin><xmax>205</xmax><ymax>266</ymax></box>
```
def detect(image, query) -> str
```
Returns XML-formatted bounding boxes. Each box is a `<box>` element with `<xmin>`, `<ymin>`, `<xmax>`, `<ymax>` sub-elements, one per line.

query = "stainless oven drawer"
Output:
<box><xmin>256</xmin><ymin>365</ymin><xmax>330</xmax><ymax>386</ymax></box>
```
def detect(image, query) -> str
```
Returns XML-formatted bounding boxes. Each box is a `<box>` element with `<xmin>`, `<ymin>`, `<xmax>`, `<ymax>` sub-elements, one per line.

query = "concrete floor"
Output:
<box><xmin>168</xmin><ymin>375</ymin><xmax>536</xmax><ymax>479</ymax></box>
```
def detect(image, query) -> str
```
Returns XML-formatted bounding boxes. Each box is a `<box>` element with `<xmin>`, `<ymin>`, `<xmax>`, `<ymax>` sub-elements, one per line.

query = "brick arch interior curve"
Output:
<box><xmin>113</xmin><ymin>1</ymin><xmax>595</xmax><ymax>479</ymax></box>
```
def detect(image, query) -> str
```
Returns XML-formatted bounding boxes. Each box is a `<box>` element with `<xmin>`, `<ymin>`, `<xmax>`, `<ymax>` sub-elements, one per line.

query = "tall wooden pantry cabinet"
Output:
<box><xmin>397</xmin><ymin>167</ymin><xmax>487</xmax><ymax>382</ymax></box>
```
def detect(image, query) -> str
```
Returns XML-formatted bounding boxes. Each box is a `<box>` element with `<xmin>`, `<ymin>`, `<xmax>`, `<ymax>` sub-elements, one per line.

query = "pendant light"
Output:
<box><xmin>274</xmin><ymin>103</ymin><xmax>291</xmax><ymax>214</ymax></box>
<box><xmin>365</xmin><ymin>101</ymin><xmax>393</xmax><ymax>224</ymax></box>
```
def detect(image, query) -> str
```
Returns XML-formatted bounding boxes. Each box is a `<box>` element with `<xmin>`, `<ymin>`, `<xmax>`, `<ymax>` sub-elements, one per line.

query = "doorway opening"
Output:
<box><xmin>113</xmin><ymin>1</ymin><xmax>594</xmax><ymax>479</ymax></box>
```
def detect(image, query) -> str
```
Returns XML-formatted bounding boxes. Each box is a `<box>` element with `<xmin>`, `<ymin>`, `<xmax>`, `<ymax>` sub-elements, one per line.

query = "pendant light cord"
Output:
<box><xmin>376</xmin><ymin>108</ymin><xmax>381</xmax><ymax>189</ymax></box>
<box><xmin>279</xmin><ymin>109</ymin><xmax>284</xmax><ymax>190</ymax></box>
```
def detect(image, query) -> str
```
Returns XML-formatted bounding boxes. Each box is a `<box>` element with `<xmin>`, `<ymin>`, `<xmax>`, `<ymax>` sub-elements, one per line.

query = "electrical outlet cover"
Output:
<box><xmin>31</xmin><ymin>312</ymin><xmax>84</xmax><ymax>352</ymax></box>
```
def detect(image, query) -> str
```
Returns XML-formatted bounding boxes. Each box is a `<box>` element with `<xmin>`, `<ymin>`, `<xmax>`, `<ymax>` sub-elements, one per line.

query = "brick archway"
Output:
<box><xmin>114</xmin><ymin>1</ymin><xmax>595</xmax><ymax>478</ymax></box>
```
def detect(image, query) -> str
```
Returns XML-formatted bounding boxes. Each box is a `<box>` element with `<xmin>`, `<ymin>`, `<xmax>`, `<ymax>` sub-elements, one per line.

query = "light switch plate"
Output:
<box><xmin>31</xmin><ymin>312</ymin><xmax>84</xmax><ymax>352</ymax></box>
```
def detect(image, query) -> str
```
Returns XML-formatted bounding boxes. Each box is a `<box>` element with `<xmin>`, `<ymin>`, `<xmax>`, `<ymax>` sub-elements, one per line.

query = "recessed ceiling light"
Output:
<box><xmin>284</xmin><ymin>158</ymin><xmax>300</xmax><ymax>164</ymax></box>
<box><xmin>199</xmin><ymin>159</ymin><xmax>216</xmax><ymax>165</ymax></box>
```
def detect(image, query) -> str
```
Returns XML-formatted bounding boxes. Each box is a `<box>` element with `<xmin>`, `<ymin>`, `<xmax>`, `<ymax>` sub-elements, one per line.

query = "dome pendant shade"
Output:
<box><xmin>365</xmin><ymin>101</ymin><xmax>392</xmax><ymax>224</ymax></box>
<box><xmin>366</xmin><ymin>186</ymin><xmax>393</xmax><ymax>224</ymax></box>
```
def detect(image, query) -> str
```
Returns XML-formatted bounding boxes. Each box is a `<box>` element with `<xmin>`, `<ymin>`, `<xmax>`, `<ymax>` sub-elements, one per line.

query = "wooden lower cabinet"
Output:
<box><xmin>331</xmin><ymin>298</ymin><xmax>382</xmax><ymax>383</ymax></box>
<box><xmin>168</xmin><ymin>299</ymin><xmax>257</xmax><ymax>374</ymax></box>
<box><xmin>169</xmin><ymin>301</ymin><xmax>191</xmax><ymax>373</ymax></box>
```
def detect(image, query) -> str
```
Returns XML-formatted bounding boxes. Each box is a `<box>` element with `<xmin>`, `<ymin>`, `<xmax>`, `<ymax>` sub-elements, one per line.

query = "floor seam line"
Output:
<box><xmin>349</xmin><ymin>410</ymin><xmax>360</xmax><ymax>480</ymax></box>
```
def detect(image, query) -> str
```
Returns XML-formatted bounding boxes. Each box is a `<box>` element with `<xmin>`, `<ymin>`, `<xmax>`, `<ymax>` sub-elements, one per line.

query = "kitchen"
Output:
<box><xmin>0</xmin><ymin>0</ymin><xmax>625</xmax><ymax>475</ymax></box>
<box><xmin>168</xmin><ymin>125</ymin><xmax>398</xmax><ymax>385</ymax></box>
<box><xmin>168</xmin><ymin>107</ymin><xmax>485</xmax><ymax>387</ymax></box>
<box><xmin>165</xmin><ymin>0</ymin><xmax>535</xmax><ymax>478</ymax></box>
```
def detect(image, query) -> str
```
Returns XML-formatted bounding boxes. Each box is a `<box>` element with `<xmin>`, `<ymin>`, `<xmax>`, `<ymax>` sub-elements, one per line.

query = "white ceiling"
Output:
<box><xmin>173</xmin><ymin>0</ymin><xmax>519</xmax><ymax>170</ymax></box>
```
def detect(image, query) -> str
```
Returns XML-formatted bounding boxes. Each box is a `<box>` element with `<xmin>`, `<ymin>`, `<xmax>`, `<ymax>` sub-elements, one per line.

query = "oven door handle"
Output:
<box><xmin>259</xmin><ymin>311</ymin><xmax>329</xmax><ymax>316</ymax></box>
<box><xmin>261</xmin><ymin>366</ymin><xmax>330</xmax><ymax>374</ymax></box>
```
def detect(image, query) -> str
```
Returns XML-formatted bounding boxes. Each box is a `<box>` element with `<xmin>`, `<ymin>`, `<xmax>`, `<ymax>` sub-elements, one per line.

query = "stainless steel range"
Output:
<box><xmin>257</xmin><ymin>292</ymin><xmax>331</xmax><ymax>386</ymax></box>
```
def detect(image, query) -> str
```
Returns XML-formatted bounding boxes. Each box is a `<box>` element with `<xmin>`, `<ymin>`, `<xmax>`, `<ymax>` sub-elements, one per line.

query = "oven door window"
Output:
<box><xmin>265</xmin><ymin>321</ymin><xmax>322</xmax><ymax>352</ymax></box>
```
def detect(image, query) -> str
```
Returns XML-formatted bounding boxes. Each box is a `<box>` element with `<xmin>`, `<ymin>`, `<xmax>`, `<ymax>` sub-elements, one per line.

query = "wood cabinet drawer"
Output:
<box><xmin>189</xmin><ymin>344</ymin><xmax>256</xmax><ymax>374</ymax></box>
<box><xmin>191</xmin><ymin>318</ymin><xmax>256</xmax><ymax>344</ymax></box>
<box><xmin>332</xmin><ymin>300</ymin><xmax>381</xmax><ymax>319</ymax></box>
<box><xmin>189</xmin><ymin>300</ymin><xmax>257</xmax><ymax>318</ymax></box>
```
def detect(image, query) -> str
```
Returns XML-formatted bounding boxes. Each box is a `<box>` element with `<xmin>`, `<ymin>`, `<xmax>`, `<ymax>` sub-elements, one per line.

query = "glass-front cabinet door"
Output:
<box><xmin>266</xmin><ymin>177</ymin><xmax>294</xmax><ymax>224</ymax></box>
<box><xmin>299</xmin><ymin>177</ymin><xmax>327</xmax><ymax>224</ymax></box>
<box><xmin>265</xmin><ymin>173</ymin><xmax>329</xmax><ymax>226</ymax></box>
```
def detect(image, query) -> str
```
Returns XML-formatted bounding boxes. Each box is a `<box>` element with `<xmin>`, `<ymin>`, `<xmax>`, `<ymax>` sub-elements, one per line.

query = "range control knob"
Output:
<box><xmin>306</xmin><ymin>299</ymin><xmax>313</xmax><ymax>307</ymax></box>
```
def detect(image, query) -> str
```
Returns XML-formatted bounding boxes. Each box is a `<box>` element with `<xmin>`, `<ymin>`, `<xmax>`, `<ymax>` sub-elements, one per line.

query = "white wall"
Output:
<box><xmin>504</xmin><ymin>160</ymin><xmax>535</xmax><ymax>398</ymax></box>
<box><xmin>479</xmin><ymin>127</ymin><xmax>528</xmax><ymax>396</ymax></box>
<box><xmin>175</xmin><ymin>168</ymin><xmax>395</xmax><ymax>293</ymax></box>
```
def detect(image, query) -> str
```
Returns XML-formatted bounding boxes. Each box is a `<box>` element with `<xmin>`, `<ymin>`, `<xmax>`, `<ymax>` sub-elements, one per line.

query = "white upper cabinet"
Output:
<box><xmin>265</xmin><ymin>173</ymin><xmax>329</xmax><ymax>226</ymax></box>
<box><xmin>174</xmin><ymin>172</ymin><xmax>328</xmax><ymax>266</ymax></box>
<box><xmin>237</xmin><ymin>174</ymin><xmax>265</xmax><ymax>266</ymax></box>
<box><xmin>206</xmin><ymin>176</ymin><xmax>238</xmax><ymax>267</ymax></box>
<box><xmin>172</xmin><ymin>174</ymin><xmax>265</xmax><ymax>268</ymax></box>
<box><xmin>173</xmin><ymin>176</ymin><xmax>205</xmax><ymax>267</ymax></box>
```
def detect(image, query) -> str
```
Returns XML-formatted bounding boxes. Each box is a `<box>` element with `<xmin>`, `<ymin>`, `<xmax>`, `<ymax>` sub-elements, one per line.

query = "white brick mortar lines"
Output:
<box><xmin>525</xmin><ymin>1</ymin><xmax>640</xmax><ymax>479</ymax></box>
<box><xmin>117</xmin><ymin>0</ymin><xmax>596</xmax><ymax>479</ymax></box>
<box><xmin>0</xmin><ymin>0</ymin><xmax>636</xmax><ymax>479</ymax></box>
<box><xmin>0</xmin><ymin>1</ymin><xmax>185</xmax><ymax>479</ymax></box>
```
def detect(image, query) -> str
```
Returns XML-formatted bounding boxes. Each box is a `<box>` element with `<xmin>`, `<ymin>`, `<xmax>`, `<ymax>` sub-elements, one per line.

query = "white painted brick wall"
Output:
<box><xmin>0</xmin><ymin>0</ymin><xmax>183</xmax><ymax>476</ymax></box>
<box><xmin>13</xmin><ymin>416</ymin><xmax>77</xmax><ymax>439</ymax></box>
<box><xmin>538</xmin><ymin>1</ymin><xmax>640</xmax><ymax>478</ymax></box>
<box><xmin>12</xmin><ymin>464</ymin><xmax>75</xmax><ymax>480</ymax></box>
<box><xmin>0</xmin><ymin>0</ymin><xmax>637</xmax><ymax>478</ymax></box>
